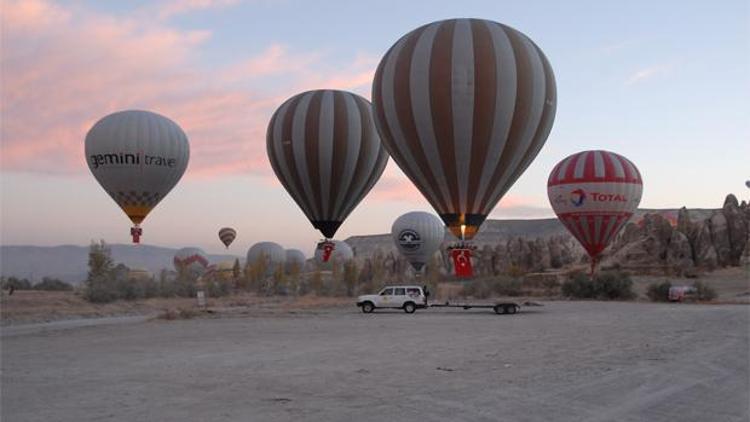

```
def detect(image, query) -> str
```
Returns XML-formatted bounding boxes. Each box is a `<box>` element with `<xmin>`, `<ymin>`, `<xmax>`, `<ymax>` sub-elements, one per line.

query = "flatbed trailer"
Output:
<box><xmin>428</xmin><ymin>301</ymin><xmax>520</xmax><ymax>315</ymax></box>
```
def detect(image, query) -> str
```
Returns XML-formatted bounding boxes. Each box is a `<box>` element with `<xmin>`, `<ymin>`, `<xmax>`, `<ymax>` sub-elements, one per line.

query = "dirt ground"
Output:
<box><xmin>2</xmin><ymin>301</ymin><xmax>748</xmax><ymax>422</ymax></box>
<box><xmin>0</xmin><ymin>291</ymin><xmax>352</xmax><ymax>325</ymax></box>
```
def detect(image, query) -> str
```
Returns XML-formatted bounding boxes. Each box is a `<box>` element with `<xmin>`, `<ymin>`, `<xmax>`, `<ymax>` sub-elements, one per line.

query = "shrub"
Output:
<box><xmin>561</xmin><ymin>271</ymin><xmax>596</xmax><ymax>299</ymax></box>
<box><xmin>596</xmin><ymin>271</ymin><xmax>636</xmax><ymax>300</ymax></box>
<box><xmin>647</xmin><ymin>281</ymin><xmax>672</xmax><ymax>302</ymax></box>
<box><xmin>692</xmin><ymin>281</ymin><xmax>717</xmax><ymax>301</ymax></box>
<box><xmin>2</xmin><ymin>277</ymin><xmax>33</xmax><ymax>290</ymax></box>
<box><xmin>34</xmin><ymin>278</ymin><xmax>74</xmax><ymax>291</ymax></box>
<box><xmin>561</xmin><ymin>270</ymin><xmax>635</xmax><ymax>300</ymax></box>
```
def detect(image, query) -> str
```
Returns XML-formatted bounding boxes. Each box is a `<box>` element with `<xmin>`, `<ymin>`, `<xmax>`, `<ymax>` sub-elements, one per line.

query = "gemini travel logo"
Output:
<box><xmin>89</xmin><ymin>152</ymin><xmax>178</xmax><ymax>169</ymax></box>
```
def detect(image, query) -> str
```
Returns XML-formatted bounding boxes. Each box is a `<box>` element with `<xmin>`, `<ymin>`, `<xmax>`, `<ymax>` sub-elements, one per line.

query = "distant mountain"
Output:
<box><xmin>0</xmin><ymin>244</ymin><xmax>239</xmax><ymax>284</ymax></box>
<box><xmin>0</xmin><ymin>208</ymin><xmax>717</xmax><ymax>283</ymax></box>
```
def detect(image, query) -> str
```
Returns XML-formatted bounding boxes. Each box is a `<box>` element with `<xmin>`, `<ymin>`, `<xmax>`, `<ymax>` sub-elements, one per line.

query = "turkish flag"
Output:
<box><xmin>317</xmin><ymin>241</ymin><xmax>335</xmax><ymax>262</ymax></box>
<box><xmin>451</xmin><ymin>248</ymin><xmax>473</xmax><ymax>277</ymax></box>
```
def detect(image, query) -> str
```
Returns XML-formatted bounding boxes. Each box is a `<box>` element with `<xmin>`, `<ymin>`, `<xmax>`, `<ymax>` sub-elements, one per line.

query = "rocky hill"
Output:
<box><xmin>603</xmin><ymin>195</ymin><xmax>750</xmax><ymax>274</ymax></box>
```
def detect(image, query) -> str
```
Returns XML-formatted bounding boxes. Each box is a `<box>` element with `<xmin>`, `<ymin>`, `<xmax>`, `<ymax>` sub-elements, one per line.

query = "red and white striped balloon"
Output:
<box><xmin>547</xmin><ymin>150</ymin><xmax>643</xmax><ymax>261</ymax></box>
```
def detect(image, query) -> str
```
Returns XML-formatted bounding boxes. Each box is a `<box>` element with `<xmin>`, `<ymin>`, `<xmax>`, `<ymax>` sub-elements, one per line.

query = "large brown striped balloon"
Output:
<box><xmin>372</xmin><ymin>18</ymin><xmax>556</xmax><ymax>240</ymax></box>
<box><xmin>267</xmin><ymin>90</ymin><xmax>389</xmax><ymax>239</ymax></box>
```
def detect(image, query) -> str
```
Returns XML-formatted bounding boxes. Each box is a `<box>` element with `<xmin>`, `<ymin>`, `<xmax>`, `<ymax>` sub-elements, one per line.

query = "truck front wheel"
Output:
<box><xmin>361</xmin><ymin>302</ymin><xmax>375</xmax><ymax>313</ymax></box>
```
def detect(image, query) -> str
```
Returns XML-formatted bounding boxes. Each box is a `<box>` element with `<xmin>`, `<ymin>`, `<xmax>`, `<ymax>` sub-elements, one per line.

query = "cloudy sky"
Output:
<box><xmin>1</xmin><ymin>0</ymin><xmax>748</xmax><ymax>255</ymax></box>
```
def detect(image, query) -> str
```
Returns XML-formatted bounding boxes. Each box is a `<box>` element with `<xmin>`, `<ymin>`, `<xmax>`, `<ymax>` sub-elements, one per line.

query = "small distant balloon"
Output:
<box><xmin>218</xmin><ymin>227</ymin><xmax>237</xmax><ymax>248</ymax></box>
<box><xmin>247</xmin><ymin>242</ymin><xmax>286</xmax><ymax>276</ymax></box>
<box><xmin>173</xmin><ymin>247</ymin><xmax>209</xmax><ymax>277</ymax></box>
<box><xmin>745</xmin><ymin>180</ymin><xmax>750</xmax><ymax>189</ymax></box>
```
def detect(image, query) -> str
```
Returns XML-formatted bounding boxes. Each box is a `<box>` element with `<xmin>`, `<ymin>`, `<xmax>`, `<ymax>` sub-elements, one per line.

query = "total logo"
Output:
<box><xmin>570</xmin><ymin>188</ymin><xmax>627</xmax><ymax>207</ymax></box>
<box><xmin>398</xmin><ymin>229</ymin><xmax>422</xmax><ymax>251</ymax></box>
<box><xmin>570</xmin><ymin>189</ymin><xmax>586</xmax><ymax>207</ymax></box>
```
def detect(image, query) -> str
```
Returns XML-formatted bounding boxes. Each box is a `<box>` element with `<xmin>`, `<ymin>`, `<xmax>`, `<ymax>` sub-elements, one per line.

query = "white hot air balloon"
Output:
<box><xmin>392</xmin><ymin>211</ymin><xmax>445</xmax><ymax>272</ymax></box>
<box><xmin>285</xmin><ymin>249</ymin><xmax>306</xmax><ymax>273</ymax></box>
<box><xmin>85</xmin><ymin>110</ymin><xmax>190</xmax><ymax>243</ymax></box>
<box><xmin>314</xmin><ymin>240</ymin><xmax>353</xmax><ymax>265</ymax></box>
<box><xmin>173</xmin><ymin>247</ymin><xmax>209</xmax><ymax>277</ymax></box>
<box><xmin>247</xmin><ymin>242</ymin><xmax>286</xmax><ymax>275</ymax></box>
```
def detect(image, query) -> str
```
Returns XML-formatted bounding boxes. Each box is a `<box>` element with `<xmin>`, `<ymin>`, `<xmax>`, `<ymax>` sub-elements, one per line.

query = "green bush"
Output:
<box><xmin>561</xmin><ymin>271</ymin><xmax>635</xmax><ymax>300</ymax></box>
<box><xmin>647</xmin><ymin>281</ymin><xmax>672</xmax><ymax>302</ymax></box>
<box><xmin>692</xmin><ymin>281</ymin><xmax>717</xmax><ymax>301</ymax></box>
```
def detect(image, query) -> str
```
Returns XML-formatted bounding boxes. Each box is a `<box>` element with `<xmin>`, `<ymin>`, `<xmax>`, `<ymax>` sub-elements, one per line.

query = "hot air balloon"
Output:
<box><xmin>218</xmin><ymin>227</ymin><xmax>237</xmax><ymax>248</ymax></box>
<box><xmin>85</xmin><ymin>110</ymin><xmax>190</xmax><ymax>243</ymax></box>
<box><xmin>547</xmin><ymin>150</ymin><xmax>643</xmax><ymax>273</ymax></box>
<box><xmin>391</xmin><ymin>211</ymin><xmax>445</xmax><ymax>272</ymax></box>
<box><xmin>372</xmin><ymin>18</ymin><xmax>556</xmax><ymax>241</ymax></box>
<box><xmin>173</xmin><ymin>247</ymin><xmax>209</xmax><ymax>277</ymax></box>
<box><xmin>285</xmin><ymin>249</ymin><xmax>306</xmax><ymax>273</ymax></box>
<box><xmin>314</xmin><ymin>240</ymin><xmax>353</xmax><ymax>265</ymax></box>
<box><xmin>745</xmin><ymin>180</ymin><xmax>750</xmax><ymax>189</ymax></box>
<box><xmin>247</xmin><ymin>242</ymin><xmax>286</xmax><ymax>276</ymax></box>
<box><xmin>267</xmin><ymin>90</ymin><xmax>389</xmax><ymax>240</ymax></box>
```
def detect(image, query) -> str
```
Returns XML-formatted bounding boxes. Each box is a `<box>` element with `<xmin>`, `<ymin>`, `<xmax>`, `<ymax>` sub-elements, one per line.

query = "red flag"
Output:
<box><xmin>451</xmin><ymin>248</ymin><xmax>473</xmax><ymax>277</ymax></box>
<box><xmin>317</xmin><ymin>241</ymin><xmax>335</xmax><ymax>262</ymax></box>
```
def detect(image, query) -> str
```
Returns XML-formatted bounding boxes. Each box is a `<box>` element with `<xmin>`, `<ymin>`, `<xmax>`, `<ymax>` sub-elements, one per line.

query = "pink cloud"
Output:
<box><xmin>1</xmin><ymin>0</ymin><xmax>377</xmax><ymax>180</ymax></box>
<box><xmin>152</xmin><ymin>0</ymin><xmax>243</xmax><ymax>20</ymax></box>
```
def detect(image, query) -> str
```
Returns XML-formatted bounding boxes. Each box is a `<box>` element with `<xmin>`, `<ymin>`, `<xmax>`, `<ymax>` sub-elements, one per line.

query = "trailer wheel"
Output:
<box><xmin>403</xmin><ymin>302</ymin><xmax>416</xmax><ymax>314</ymax></box>
<box><xmin>361</xmin><ymin>302</ymin><xmax>374</xmax><ymax>313</ymax></box>
<box><xmin>505</xmin><ymin>305</ymin><xmax>517</xmax><ymax>315</ymax></box>
<box><xmin>494</xmin><ymin>305</ymin><xmax>505</xmax><ymax>315</ymax></box>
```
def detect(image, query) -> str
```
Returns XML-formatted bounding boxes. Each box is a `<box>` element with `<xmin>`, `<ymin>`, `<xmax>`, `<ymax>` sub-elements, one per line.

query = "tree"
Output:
<box><xmin>232</xmin><ymin>258</ymin><xmax>241</xmax><ymax>285</ymax></box>
<box><xmin>85</xmin><ymin>240</ymin><xmax>117</xmax><ymax>303</ymax></box>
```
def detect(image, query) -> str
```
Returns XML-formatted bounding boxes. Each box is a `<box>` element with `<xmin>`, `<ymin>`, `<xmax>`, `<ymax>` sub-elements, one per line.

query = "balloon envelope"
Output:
<box><xmin>285</xmin><ymin>249</ymin><xmax>306</xmax><ymax>273</ymax></box>
<box><xmin>218</xmin><ymin>227</ymin><xmax>237</xmax><ymax>248</ymax></box>
<box><xmin>267</xmin><ymin>90</ymin><xmax>389</xmax><ymax>239</ymax></box>
<box><xmin>85</xmin><ymin>110</ymin><xmax>189</xmax><ymax>227</ymax></box>
<box><xmin>547</xmin><ymin>150</ymin><xmax>643</xmax><ymax>260</ymax></box>
<box><xmin>247</xmin><ymin>242</ymin><xmax>286</xmax><ymax>275</ymax></box>
<box><xmin>391</xmin><ymin>211</ymin><xmax>445</xmax><ymax>271</ymax></box>
<box><xmin>173</xmin><ymin>247</ymin><xmax>209</xmax><ymax>277</ymax></box>
<box><xmin>372</xmin><ymin>18</ymin><xmax>556</xmax><ymax>240</ymax></box>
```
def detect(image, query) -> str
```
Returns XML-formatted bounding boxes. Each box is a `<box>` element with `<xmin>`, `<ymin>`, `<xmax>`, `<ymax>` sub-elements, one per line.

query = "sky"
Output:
<box><xmin>1</xmin><ymin>0</ymin><xmax>748</xmax><ymax>256</ymax></box>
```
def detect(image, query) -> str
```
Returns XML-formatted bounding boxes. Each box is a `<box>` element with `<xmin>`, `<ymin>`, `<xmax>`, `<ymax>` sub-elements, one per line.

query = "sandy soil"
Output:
<box><xmin>2</xmin><ymin>301</ymin><xmax>747</xmax><ymax>422</ymax></box>
<box><xmin>0</xmin><ymin>291</ymin><xmax>351</xmax><ymax>325</ymax></box>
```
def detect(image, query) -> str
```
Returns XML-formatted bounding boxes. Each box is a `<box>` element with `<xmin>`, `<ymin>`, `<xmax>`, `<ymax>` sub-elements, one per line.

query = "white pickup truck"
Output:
<box><xmin>356</xmin><ymin>285</ymin><xmax>429</xmax><ymax>314</ymax></box>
